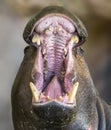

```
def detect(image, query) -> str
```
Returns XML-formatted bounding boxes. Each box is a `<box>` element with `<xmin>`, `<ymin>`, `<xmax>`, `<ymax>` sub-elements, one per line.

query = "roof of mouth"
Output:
<box><xmin>23</xmin><ymin>6</ymin><xmax>88</xmax><ymax>44</ymax></box>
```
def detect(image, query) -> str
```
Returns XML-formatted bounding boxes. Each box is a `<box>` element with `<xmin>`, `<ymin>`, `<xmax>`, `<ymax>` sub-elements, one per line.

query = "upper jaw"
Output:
<box><xmin>23</xmin><ymin>6</ymin><xmax>88</xmax><ymax>44</ymax></box>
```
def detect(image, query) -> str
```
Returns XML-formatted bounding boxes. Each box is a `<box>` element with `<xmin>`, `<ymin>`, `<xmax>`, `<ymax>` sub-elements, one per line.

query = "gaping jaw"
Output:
<box><xmin>29</xmin><ymin>14</ymin><xmax>80</xmax><ymax>107</ymax></box>
<box><xmin>22</xmin><ymin>6</ymin><xmax>87</xmax><ymax>127</ymax></box>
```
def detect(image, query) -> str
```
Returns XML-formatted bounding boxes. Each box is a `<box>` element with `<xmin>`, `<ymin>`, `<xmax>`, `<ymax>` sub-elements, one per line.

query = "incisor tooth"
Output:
<box><xmin>58</xmin><ymin>96</ymin><xmax>63</xmax><ymax>101</ymax></box>
<box><xmin>29</xmin><ymin>82</ymin><xmax>40</xmax><ymax>102</ymax></box>
<box><xmin>32</xmin><ymin>34</ymin><xmax>41</xmax><ymax>45</ymax></box>
<box><xmin>69</xmin><ymin>82</ymin><xmax>79</xmax><ymax>103</ymax></box>
<box><xmin>46</xmin><ymin>96</ymin><xmax>51</xmax><ymax>101</ymax></box>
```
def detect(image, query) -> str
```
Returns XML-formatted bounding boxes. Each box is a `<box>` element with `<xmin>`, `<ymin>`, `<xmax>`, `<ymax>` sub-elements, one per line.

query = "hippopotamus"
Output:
<box><xmin>11</xmin><ymin>6</ymin><xmax>111</xmax><ymax>130</ymax></box>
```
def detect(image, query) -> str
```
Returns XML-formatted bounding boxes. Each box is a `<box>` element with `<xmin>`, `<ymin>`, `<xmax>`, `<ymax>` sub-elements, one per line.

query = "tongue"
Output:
<box><xmin>45</xmin><ymin>76</ymin><xmax>62</xmax><ymax>99</ymax></box>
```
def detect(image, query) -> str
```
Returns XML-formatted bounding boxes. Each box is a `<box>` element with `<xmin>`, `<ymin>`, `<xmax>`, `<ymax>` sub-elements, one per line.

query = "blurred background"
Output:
<box><xmin>0</xmin><ymin>0</ymin><xmax>111</xmax><ymax>129</ymax></box>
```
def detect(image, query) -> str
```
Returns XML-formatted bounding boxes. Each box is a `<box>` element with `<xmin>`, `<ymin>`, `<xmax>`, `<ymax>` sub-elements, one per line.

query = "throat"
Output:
<box><xmin>45</xmin><ymin>76</ymin><xmax>63</xmax><ymax>99</ymax></box>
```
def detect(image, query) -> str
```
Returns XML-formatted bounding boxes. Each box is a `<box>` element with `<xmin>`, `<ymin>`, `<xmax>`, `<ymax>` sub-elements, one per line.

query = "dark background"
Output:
<box><xmin>0</xmin><ymin>0</ymin><xmax>111</xmax><ymax>129</ymax></box>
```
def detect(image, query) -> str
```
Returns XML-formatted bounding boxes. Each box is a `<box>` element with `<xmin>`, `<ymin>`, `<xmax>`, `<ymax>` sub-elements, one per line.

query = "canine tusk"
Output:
<box><xmin>29</xmin><ymin>82</ymin><xmax>40</xmax><ymax>102</ymax></box>
<box><xmin>69</xmin><ymin>82</ymin><xmax>79</xmax><ymax>103</ymax></box>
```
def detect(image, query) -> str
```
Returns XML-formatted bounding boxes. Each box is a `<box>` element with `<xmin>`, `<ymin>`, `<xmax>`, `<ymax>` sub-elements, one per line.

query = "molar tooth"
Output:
<box><xmin>49</xmin><ymin>26</ymin><xmax>53</xmax><ymax>31</ymax></box>
<box><xmin>61</xmin><ymin>70</ymin><xmax>65</xmax><ymax>74</ymax></box>
<box><xmin>72</xmin><ymin>35</ymin><xmax>79</xmax><ymax>44</ymax></box>
<box><xmin>69</xmin><ymin>82</ymin><xmax>79</xmax><ymax>103</ymax></box>
<box><xmin>45</xmin><ymin>27</ymin><xmax>51</xmax><ymax>34</ymax></box>
<box><xmin>64</xmin><ymin>48</ymin><xmax>67</xmax><ymax>56</ymax></box>
<box><xmin>32</xmin><ymin>34</ymin><xmax>41</xmax><ymax>45</ymax></box>
<box><xmin>29</xmin><ymin>82</ymin><xmax>40</xmax><ymax>102</ymax></box>
<box><xmin>69</xmin><ymin>35</ymin><xmax>79</xmax><ymax>46</ymax></box>
<box><xmin>57</xmin><ymin>26</ymin><xmax>62</xmax><ymax>31</ymax></box>
<box><xmin>42</xmin><ymin>48</ymin><xmax>46</xmax><ymax>55</ymax></box>
<box><xmin>40</xmin><ymin>93</ymin><xmax>46</xmax><ymax>99</ymax></box>
<box><xmin>63</xmin><ymin>55</ymin><xmax>66</xmax><ymax>59</ymax></box>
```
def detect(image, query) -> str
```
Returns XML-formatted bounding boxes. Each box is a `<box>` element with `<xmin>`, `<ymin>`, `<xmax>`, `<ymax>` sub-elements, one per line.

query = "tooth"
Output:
<box><xmin>29</xmin><ymin>82</ymin><xmax>40</xmax><ymax>102</ymax></box>
<box><xmin>69</xmin><ymin>35</ymin><xmax>79</xmax><ymax>46</ymax></box>
<box><xmin>32</xmin><ymin>34</ymin><xmax>41</xmax><ymax>45</ymax></box>
<box><xmin>43</xmin><ymin>55</ymin><xmax>47</xmax><ymax>61</ymax></box>
<box><xmin>63</xmin><ymin>55</ymin><xmax>66</xmax><ymax>59</ymax></box>
<box><xmin>46</xmin><ymin>96</ymin><xmax>51</xmax><ymax>101</ymax></box>
<box><xmin>45</xmin><ymin>29</ymin><xmax>49</xmax><ymax>35</ymax></box>
<box><xmin>58</xmin><ymin>96</ymin><xmax>63</xmax><ymax>101</ymax></box>
<box><xmin>57</xmin><ymin>26</ymin><xmax>62</xmax><ymax>31</ymax></box>
<box><xmin>64</xmin><ymin>48</ymin><xmax>67</xmax><ymax>56</ymax></box>
<box><xmin>61</xmin><ymin>70</ymin><xmax>65</xmax><ymax>74</ymax></box>
<box><xmin>45</xmin><ymin>28</ymin><xmax>51</xmax><ymax>34</ymax></box>
<box><xmin>45</xmin><ymin>26</ymin><xmax>53</xmax><ymax>34</ymax></box>
<box><xmin>40</xmin><ymin>93</ymin><xmax>46</xmax><ymax>98</ymax></box>
<box><xmin>49</xmin><ymin>26</ymin><xmax>53</xmax><ymax>31</ymax></box>
<box><xmin>42</xmin><ymin>48</ymin><xmax>46</xmax><ymax>55</ymax></box>
<box><xmin>69</xmin><ymin>82</ymin><xmax>79</xmax><ymax>103</ymax></box>
<box><xmin>72</xmin><ymin>35</ymin><xmax>79</xmax><ymax>44</ymax></box>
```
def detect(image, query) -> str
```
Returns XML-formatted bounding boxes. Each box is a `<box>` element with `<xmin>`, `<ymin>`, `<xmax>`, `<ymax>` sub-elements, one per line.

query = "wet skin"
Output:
<box><xmin>11</xmin><ymin>6</ymin><xmax>111</xmax><ymax>130</ymax></box>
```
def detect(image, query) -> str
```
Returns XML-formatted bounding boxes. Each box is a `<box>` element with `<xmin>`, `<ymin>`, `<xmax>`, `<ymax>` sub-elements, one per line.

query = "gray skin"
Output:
<box><xmin>11</xmin><ymin>6</ymin><xmax>111</xmax><ymax>130</ymax></box>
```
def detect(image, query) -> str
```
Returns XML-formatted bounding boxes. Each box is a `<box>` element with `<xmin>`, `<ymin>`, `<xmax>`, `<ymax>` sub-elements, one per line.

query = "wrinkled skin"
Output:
<box><xmin>11</xmin><ymin>6</ymin><xmax>111</xmax><ymax>130</ymax></box>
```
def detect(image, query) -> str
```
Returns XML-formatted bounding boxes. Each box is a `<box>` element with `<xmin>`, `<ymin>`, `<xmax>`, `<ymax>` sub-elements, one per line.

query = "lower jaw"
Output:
<box><xmin>32</xmin><ymin>100</ymin><xmax>77</xmax><ymax>127</ymax></box>
<box><xmin>29</xmin><ymin>80</ymin><xmax>79</xmax><ymax>107</ymax></box>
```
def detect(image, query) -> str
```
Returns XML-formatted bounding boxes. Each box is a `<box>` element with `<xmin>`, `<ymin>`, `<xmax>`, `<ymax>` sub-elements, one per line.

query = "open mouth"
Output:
<box><xmin>28</xmin><ymin>15</ymin><xmax>80</xmax><ymax>106</ymax></box>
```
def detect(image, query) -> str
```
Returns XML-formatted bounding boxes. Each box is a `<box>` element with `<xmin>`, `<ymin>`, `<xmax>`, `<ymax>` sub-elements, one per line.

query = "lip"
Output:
<box><xmin>32</xmin><ymin>99</ymin><xmax>76</xmax><ymax>107</ymax></box>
